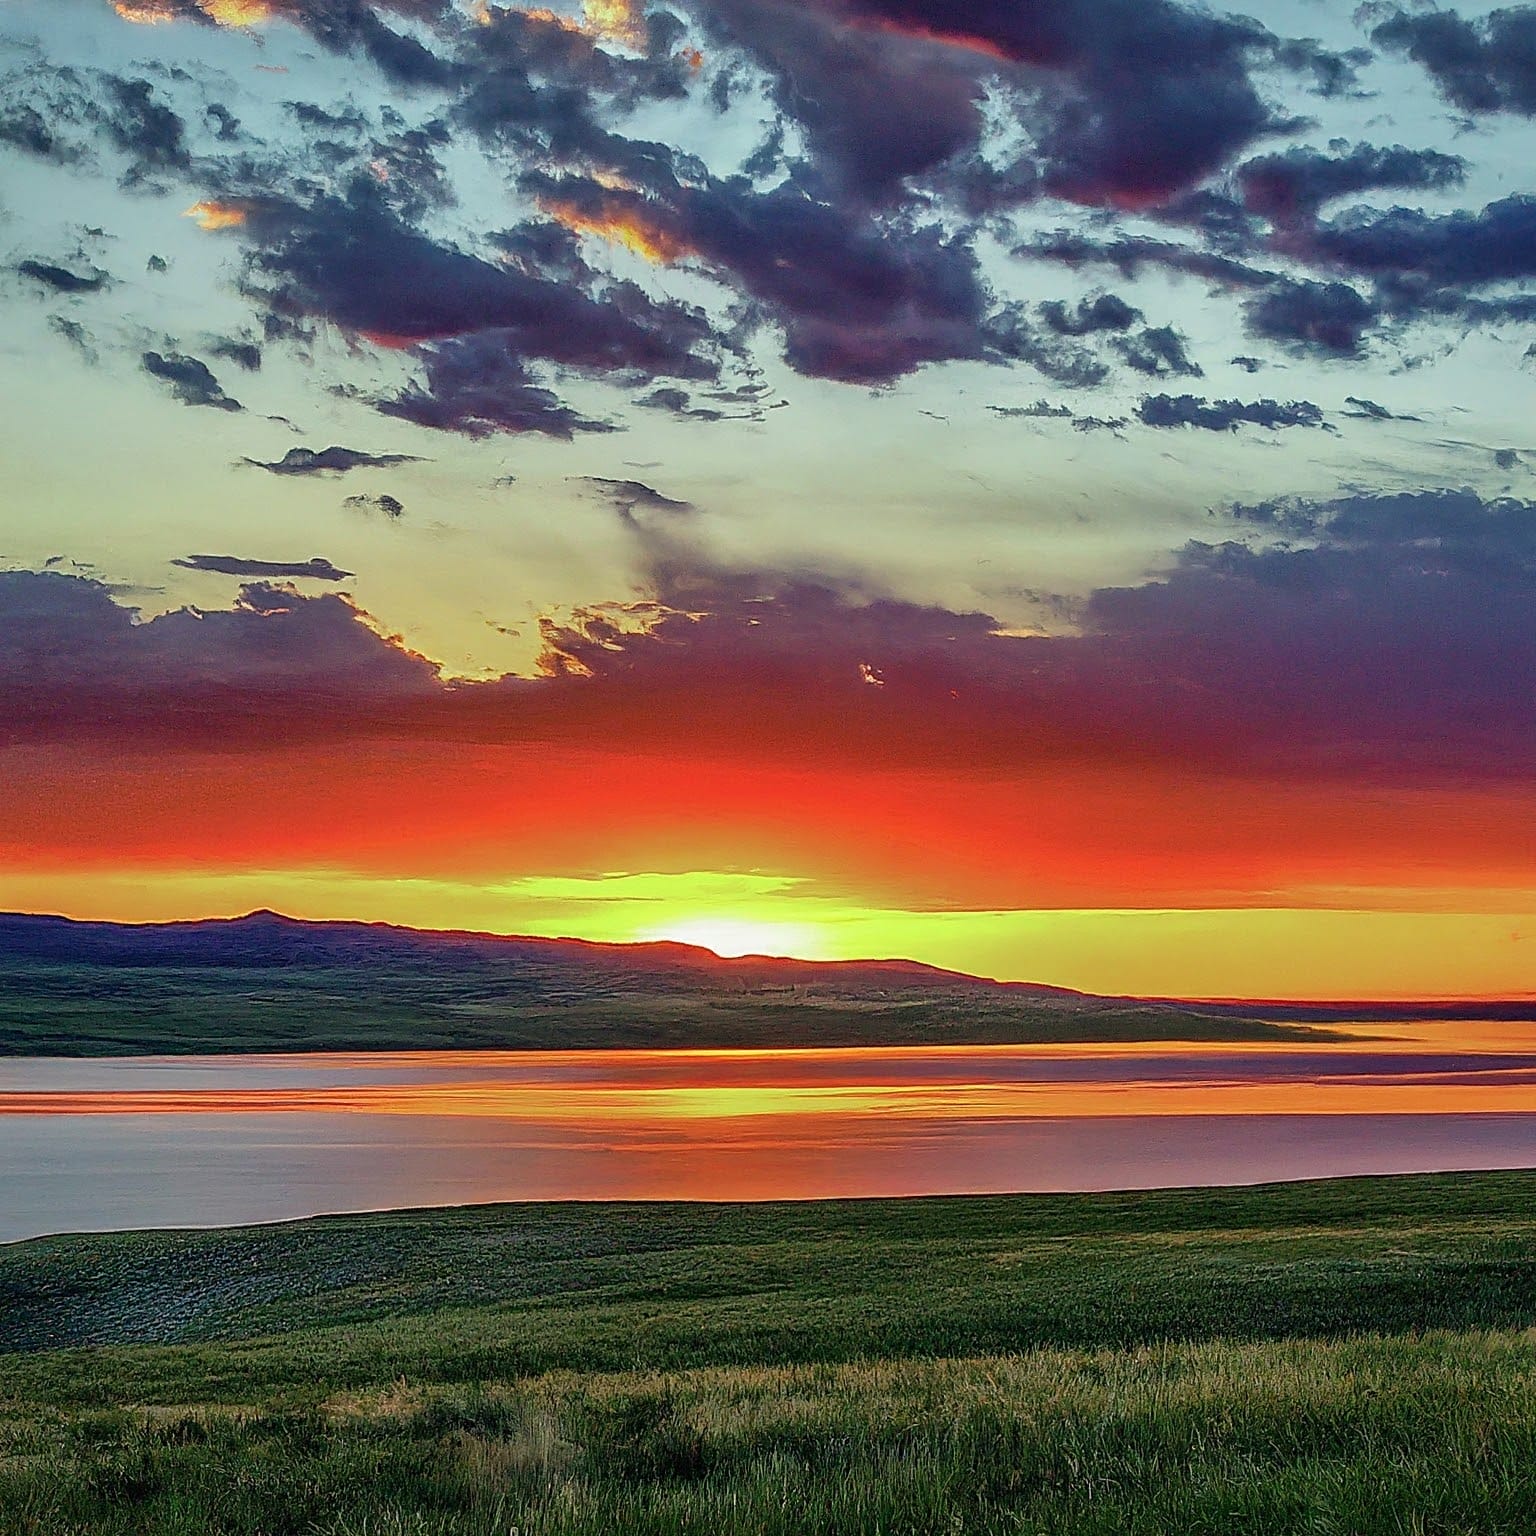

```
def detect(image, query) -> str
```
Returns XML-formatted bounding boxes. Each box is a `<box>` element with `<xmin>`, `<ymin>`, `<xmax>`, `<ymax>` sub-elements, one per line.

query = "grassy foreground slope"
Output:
<box><xmin>3</xmin><ymin>1173</ymin><xmax>1536</xmax><ymax>1533</ymax></box>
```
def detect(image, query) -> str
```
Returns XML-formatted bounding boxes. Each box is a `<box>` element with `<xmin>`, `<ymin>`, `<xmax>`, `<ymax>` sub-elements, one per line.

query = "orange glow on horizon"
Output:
<box><xmin>8</xmin><ymin>1035</ymin><xmax>1536</xmax><ymax>1121</ymax></box>
<box><xmin>4</xmin><ymin>741</ymin><xmax>1535</xmax><ymax>1000</ymax></box>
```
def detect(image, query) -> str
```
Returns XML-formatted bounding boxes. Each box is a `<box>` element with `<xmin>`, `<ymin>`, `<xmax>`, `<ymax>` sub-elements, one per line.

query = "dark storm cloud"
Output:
<box><xmin>454</xmin><ymin>0</ymin><xmax>709</xmax><ymax>119</ymax></box>
<box><xmin>242</xmin><ymin>445</ymin><xmax>422</xmax><ymax>475</ymax></box>
<box><xmin>362</xmin><ymin>123</ymin><xmax>456</xmax><ymax>217</ymax></box>
<box><xmin>450</xmin><ymin>44</ymin><xmax>609</xmax><ymax>159</ymax></box>
<box><xmin>204</xmin><ymin>102</ymin><xmax>241</xmax><ymax>143</ymax></box>
<box><xmin>1242</xmin><ymin>278</ymin><xmax>1381</xmax><ymax>357</ymax></box>
<box><xmin>1014</xmin><ymin>229</ymin><xmax>1271</xmax><ymax>291</ymax></box>
<box><xmin>1071</xmin><ymin>491</ymin><xmax>1536</xmax><ymax>773</ymax></box>
<box><xmin>1014</xmin><ymin>169</ymin><xmax>1531</xmax><ymax>359</ymax></box>
<box><xmin>210</xmin><ymin>338</ymin><xmax>263</xmax><ymax>371</ymax></box>
<box><xmin>1237</xmin><ymin>142</ymin><xmax>1467</xmax><ymax>225</ymax></box>
<box><xmin>1373</xmin><ymin>6</ymin><xmax>1536</xmax><ymax>116</ymax></box>
<box><xmin>238</xmin><ymin>185</ymin><xmax>719</xmax><ymax>382</ymax></box>
<box><xmin>1224</xmin><ymin>489</ymin><xmax>1536</xmax><ymax>575</ymax></box>
<box><xmin>985</xmin><ymin>13</ymin><xmax>1276</xmax><ymax>208</ymax></box>
<box><xmin>339</xmin><ymin>13</ymin><xmax>459</xmax><ymax>88</ymax></box>
<box><xmin>449</xmin><ymin>9</ymin><xmax>709</xmax><ymax>191</ymax></box>
<box><xmin>8</xmin><ymin>488</ymin><xmax>1536</xmax><ymax>777</ymax></box>
<box><xmin>285</xmin><ymin>101</ymin><xmax>371</xmax><ymax>133</ymax></box>
<box><xmin>16</xmin><ymin>260</ymin><xmax>108</xmax><ymax>295</ymax></box>
<box><xmin>1038</xmin><ymin>293</ymin><xmax>1139</xmax><ymax>336</ymax></box>
<box><xmin>0</xmin><ymin>572</ymin><xmax>438</xmax><ymax>744</ymax></box>
<box><xmin>115</xmin><ymin>0</ymin><xmax>458</xmax><ymax>87</ymax></box>
<box><xmin>52</xmin><ymin>0</ymin><xmax>1532</xmax><ymax>410</ymax></box>
<box><xmin>486</xmin><ymin>218</ymin><xmax>597</xmax><ymax>285</ymax></box>
<box><xmin>173</xmin><ymin>554</ymin><xmax>355</xmax><ymax>581</ymax></box>
<box><xmin>102</xmin><ymin>76</ymin><xmax>189</xmax><ymax>174</ymax></box>
<box><xmin>1112</xmin><ymin>326</ymin><xmax>1202</xmax><ymax>378</ymax></box>
<box><xmin>525</xmin><ymin>487</ymin><xmax>1536</xmax><ymax>777</ymax></box>
<box><xmin>0</xmin><ymin>104</ymin><xmax>69</xmax><ymax>161</ymax></box>
<box><xmin>968</xmin><ymin>305</ymin><xmax>1111</xmax><ymax>388</ymax></box>
<box><xmin>693</xmin><ymin>0</ymin><xmax>1358</xmax><ymax>209</ymax></box>
<box><xmin>1</xmin><ymin>58</ymin><xmax>220</xmax><ymax>177</ymax></box>
<box><xmin>687</xmin><ymin>0</ymin><xmax>989</xmax><ymax>202</ymax></box>
<box><xmin>141</xmin><ymin>351</ymin><xmax>243</xmax><ymax>411</ymax></box>
<box><xmin>1136</xmin><ymin>393</ymin><xmax>1327</xmax><ymax>432</ymax></box>
<box><xmin>634</xmin><ymin>386</ymin><xmax>727</xmax><ymax>422</ymax></box>
<box><xmin>526</xmin><ymin>170</ymin><xmax>1021</xmax><ymax>384</ymax></box>
<box><xmin>1313</xmin><ymin>195</ymin><xmax>1536</xmax><ymax>289</ymax></box>
<box><xmin>376</xmin><ymin>332</ymin><xmax>618</xmax><ymax>439</ymax></box>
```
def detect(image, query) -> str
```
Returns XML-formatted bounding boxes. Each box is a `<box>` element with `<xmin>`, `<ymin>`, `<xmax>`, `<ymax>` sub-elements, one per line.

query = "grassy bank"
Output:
<box><xmin>0</xmin><ymin>958</ymin><xmax>1322</xmax><ymax>1056</ymax></box>
<box><xmin>3</xmin><ymin>1173</ymin><xmax>1535</xmax><ymax>1533</ymax></box>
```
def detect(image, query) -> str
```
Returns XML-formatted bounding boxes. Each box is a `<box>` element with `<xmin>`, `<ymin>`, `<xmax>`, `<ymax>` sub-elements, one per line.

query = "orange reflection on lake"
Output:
<box><xmin>9</xmin><ymin>1074</ymin><xmax>1536</xmax><ymax>1121</ymax></box>
<box><xmin>6</xmin><ymin>1031</ymin><xmax>1536</xmax><ymax>1123</ymax></box>
<box><xmin>4</xmin><ymin>1028</ymin><xmax>1536</xmax><ymax>1241</ymax></box>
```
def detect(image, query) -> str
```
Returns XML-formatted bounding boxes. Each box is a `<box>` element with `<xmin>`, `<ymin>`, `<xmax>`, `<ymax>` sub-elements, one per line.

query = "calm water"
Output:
<box><xmin>3</xmin><ymin>1022</ymin><xmax>1535</xmax><ymax>1241</ymax></box>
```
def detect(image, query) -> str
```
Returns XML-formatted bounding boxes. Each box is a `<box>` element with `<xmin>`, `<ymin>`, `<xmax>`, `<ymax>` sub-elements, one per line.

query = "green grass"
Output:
<box><xmin>3</xmin><ymin>1172</ymin><xmax>1535</xmax><ymax>1533</ymax></box>
<box><xmin>6</xmin><ymin>1334</ymin><xmax>1536</xmax><ymax>1536</ymax></box>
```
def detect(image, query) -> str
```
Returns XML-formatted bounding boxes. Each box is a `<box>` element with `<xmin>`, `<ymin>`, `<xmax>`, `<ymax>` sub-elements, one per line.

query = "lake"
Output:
<box><xmin>3</xmin><ymin>1022</ymin><xmax>1535</xmax><ymax>1241</ymax></box>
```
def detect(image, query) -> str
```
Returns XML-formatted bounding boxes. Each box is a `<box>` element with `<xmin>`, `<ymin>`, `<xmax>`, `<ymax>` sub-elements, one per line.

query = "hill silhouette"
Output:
<box><xmin>3</xmin><ymin>910</ymin><xmax>1528</xmax><ymax>1057</ymax></box>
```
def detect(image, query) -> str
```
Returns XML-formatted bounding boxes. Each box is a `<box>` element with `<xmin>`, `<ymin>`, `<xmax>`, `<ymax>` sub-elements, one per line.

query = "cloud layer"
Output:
<box><xmin>3</xmin><ymin>0</ymin><xmax>1520</xmax><ymax>439</ymax></box>
<box><xmin>7</xmin><ymin>489</ymin><xmax>1534</xmax><ymax>784</ymax></box>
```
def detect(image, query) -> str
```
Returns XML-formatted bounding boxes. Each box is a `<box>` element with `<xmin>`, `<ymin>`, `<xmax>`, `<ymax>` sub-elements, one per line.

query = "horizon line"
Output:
<box><xmin>5</xmin><ymin>905</ymin><xmax>1534</xmax><ymax>1011</ymax></box>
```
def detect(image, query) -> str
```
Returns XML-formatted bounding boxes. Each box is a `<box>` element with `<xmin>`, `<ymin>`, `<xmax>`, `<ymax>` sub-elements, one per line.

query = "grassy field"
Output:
<box><xmin>0</xmin><ymin>958</ymin><xmax>1325</xmax><ymax>1056</ymax></box>
<box><xmin>3</xmin><ymin>1172</ymin><xmax>1536</xmax><ymax>1532</ymax></box>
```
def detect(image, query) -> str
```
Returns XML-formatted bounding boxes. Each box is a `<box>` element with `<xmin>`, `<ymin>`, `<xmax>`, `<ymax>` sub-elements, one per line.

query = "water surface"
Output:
<box><xmin>3</xmin><ymin>1023</ymin><xmax>1534</xmax><ymax>1241</ymax></box>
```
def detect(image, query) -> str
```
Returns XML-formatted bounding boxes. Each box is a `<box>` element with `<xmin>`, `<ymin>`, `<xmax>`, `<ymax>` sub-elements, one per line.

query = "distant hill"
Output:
<box><xmin>4</xmin><ymin>908</ymin><xmax>1515</xmax><ymax>1058</ymax></box>
<box><xmin>0</xmin><ymin>908</ymin><xmax>1075</xmax><ymax>998</ymax></box>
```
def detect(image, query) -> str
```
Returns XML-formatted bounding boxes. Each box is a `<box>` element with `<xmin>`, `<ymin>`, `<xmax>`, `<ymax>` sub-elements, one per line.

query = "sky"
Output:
<box><xmin>1</xmin><ymin>0</ymin><xmax>1535</xmax><ymax>998</ymax></box>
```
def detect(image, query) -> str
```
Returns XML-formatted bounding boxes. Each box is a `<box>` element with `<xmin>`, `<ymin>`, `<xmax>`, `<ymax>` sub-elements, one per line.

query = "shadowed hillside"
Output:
<box><xmin>0</xmin><ymin>910</ymin><xmax>1337</xmax><ymax>1056</ymax></box>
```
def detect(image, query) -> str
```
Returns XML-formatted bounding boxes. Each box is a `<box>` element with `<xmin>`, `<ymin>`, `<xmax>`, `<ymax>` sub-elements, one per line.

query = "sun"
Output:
<box><xmin>639</xmin><ymin>917</ymin><xmax>832</xmax><ymax>960</ymax></box>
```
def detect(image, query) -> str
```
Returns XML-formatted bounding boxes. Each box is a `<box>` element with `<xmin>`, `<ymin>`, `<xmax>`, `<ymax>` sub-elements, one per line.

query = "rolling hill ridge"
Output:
<box><xmin>2</xmin><ymin>909</ymin><xmax>1529</xmax><ymax>1056</ymax></box>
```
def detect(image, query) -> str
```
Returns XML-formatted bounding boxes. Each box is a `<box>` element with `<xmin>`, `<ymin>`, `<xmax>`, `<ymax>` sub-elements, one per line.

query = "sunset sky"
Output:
<box><xmin>3</xmin><ymin>0</ymin><xmax>1535</xmax><ymax>998</ymax></box>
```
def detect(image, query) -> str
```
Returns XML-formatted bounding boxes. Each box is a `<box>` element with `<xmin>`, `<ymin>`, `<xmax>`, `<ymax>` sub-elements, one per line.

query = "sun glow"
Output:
<box><xmin>639</xmin><ymin>917</ymin><xmax>832</xmax><ymax>960</ymax></box>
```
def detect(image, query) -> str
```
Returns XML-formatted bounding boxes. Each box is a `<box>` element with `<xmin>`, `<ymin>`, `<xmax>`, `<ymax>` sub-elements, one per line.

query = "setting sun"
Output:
<box><xmin>639</xmin><ymin>917</ymin><xmax>832</xmax><ymax>960</ymax></box>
